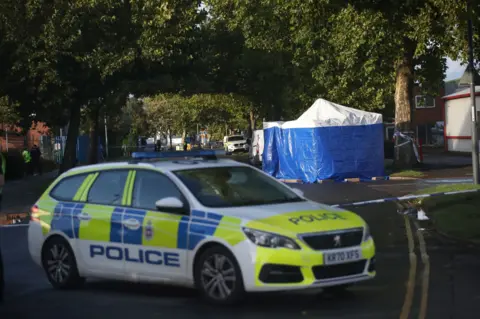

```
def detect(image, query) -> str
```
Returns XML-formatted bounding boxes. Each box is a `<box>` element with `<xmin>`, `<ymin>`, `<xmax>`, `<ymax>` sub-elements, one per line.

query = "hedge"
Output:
<box><xmin>2</xmin><ymin>151</ymin><xmax>58</xmax><ymax>180</ymax></box>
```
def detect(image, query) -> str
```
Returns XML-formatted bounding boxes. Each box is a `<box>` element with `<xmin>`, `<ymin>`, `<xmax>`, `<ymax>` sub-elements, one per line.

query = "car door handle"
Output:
<box><xmin>77</xmin><ymin>212</ymin><xmax>91</xmax><ymax>221</ymax></box>
<box><xmin>123</xmin><ymin>218</ymin><xmax>141</xmax><ymax>230</ymax></box>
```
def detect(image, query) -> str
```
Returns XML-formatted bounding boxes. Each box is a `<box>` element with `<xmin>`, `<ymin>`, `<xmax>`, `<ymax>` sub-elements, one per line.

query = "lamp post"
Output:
<box><xmin>104</xmin><ymin>113</ymin><xmax>109</xmax><ymax>159</ymax></box>
<box><xmin>458</xmin><ymin>1</ymin><xmax>479</xmax><ymax>184</ymax></box>
<box><xmin>467</xmin><ymin>1</ymin><xmax>479</xmax><ymax>184</ymax></box>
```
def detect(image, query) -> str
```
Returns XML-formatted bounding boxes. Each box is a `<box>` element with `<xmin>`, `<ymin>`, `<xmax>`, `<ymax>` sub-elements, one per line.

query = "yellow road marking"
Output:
<box><xmin>414</xmin><ymin>221</ymin><xmax>430</xmax><ymax>319</ymax></box>
<box><xmin>400</xmin><ymin>214</ymin><xmax>417</xmax><ymax>319</ymax></box>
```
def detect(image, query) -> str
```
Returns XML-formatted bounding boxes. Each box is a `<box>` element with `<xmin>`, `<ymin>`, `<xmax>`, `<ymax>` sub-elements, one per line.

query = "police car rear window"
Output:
<box><xmin>50</xmin><ymin>174</ymin><xmax>88</xmax><ymax>201</ymax></box>
<box><xmin>87</xmin><ymin>170</ymin><xmax>129</xmax><ymax>205</ymax></box>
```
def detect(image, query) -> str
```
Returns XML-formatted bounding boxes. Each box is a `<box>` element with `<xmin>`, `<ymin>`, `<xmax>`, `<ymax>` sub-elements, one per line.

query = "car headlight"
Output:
<box><xmin>242</xmin><ymin>228</ymin><xmax>301</xmax><ymax>250</ymax></box>
<box><xmin>363</xmin><ymin>224</ymin><xmax>372</xmax><ymax>241</ymax></box>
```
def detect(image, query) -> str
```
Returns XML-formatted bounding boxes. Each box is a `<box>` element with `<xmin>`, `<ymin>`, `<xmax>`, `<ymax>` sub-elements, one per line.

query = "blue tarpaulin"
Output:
<box><xmin>262</xmin><ymin>99</ymin><xmax>385</xmax><ymax>183</ymax></box>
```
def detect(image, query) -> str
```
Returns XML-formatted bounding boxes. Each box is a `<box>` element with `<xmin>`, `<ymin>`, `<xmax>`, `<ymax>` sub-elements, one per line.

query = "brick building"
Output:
<box><xmin>412</xmin><ymin>86</ymin><xmax>445</xmax><ymax>146</ymax></box>
<box><xmin>0</xmin><ymin>122</ymin><xmax>50</xmax><ymax>152</ymax></box>
<box><xmin>384</xmin><ymin>86</ymin><xmax>445</xmax><ymax>146</ymax></box>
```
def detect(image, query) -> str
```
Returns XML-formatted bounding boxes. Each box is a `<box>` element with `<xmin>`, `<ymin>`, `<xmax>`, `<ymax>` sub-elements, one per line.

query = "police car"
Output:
<box><xmin>28</xmin><ymin>150</ymin><xmax>375</xmax><ymax>304</ymax></box>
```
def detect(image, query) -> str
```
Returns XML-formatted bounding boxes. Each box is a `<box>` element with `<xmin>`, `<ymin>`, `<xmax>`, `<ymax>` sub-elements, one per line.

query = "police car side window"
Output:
<box><xmin>50</xmin><ymin>174</ymin><xmax>88</xmax><ymax>201</ymax></box>
<box><xmin>87</xmin><ymin>170</ymin><xmax>129</xmax><ymax>205</ymax></box>
<box><xmin>132</xmin><ymin>170</ymin><xmax>184</xmax><ymax>211</ymax></box>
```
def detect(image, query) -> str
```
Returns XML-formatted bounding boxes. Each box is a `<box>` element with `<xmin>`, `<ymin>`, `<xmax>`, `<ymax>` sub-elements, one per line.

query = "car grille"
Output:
<box><xmin>259</xmin><ymin>264</ymin><xmax>304</xmax><ymax>284</ymax></box>
<box><xmin>312</xmin><ymin>260</ymin><xmax>367</xmax><ymax>280</ymax></box>
<box><xmin>233</xmin><ymin>143</ymin><xmax>245</xmax><ymax>147</ymax></box>
<box><xmin>301</xmin><ymin>228</ymin><xmax>364</xmax><ymax>250</ymax></box>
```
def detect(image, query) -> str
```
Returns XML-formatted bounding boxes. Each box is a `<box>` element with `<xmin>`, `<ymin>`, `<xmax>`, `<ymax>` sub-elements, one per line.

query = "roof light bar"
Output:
<box><xmin>131</xmin><ymin>150</ymin><xmax>226</xmax><ymax>160</ymax></box>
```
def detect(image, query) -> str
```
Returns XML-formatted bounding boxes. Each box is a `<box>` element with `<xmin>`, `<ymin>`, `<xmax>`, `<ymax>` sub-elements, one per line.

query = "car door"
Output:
<box><xmin>123</xmin><ymin>169</ymin><xmax>190</xmax><ymax>281</ymax></box>
<box><xmin>47</xmin><ymin>173</ymin><xmax>91</xmax><ymax>238</ymax></box>
<box><xmin>74</xmin><ymin>169</ymin><xmax>130</xmax><ymax>275</ymax></box>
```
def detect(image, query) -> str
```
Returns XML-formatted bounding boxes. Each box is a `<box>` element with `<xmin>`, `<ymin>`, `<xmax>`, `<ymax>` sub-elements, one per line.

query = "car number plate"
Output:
<box><xmin>324</xmin><ymin>249</ymin><xmax>362</xmax><ymax>265</ymax></box>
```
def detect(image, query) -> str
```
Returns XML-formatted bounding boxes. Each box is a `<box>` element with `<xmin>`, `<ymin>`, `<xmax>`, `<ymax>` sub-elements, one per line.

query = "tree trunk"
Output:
<box><xmin>247</xmin><ymin>109</ymin><xmax>255</xmax><ymax>138</ymax></box>
<box><xmin>394</xmin><ymin>38</ymin><xmax>417</xmax><ymax>169</ymax></box>
<box><xmin>59</xmin><ymin>104</ymin><xmax>81</xmax><ymax>174</ymax></box>
<box><xmin>168</xmin><ymin>127</ymin><xmax>173</xmax><ymax>150</ymax></box>
<box><xmin>88</xmin><ymin>107</ymin><xmax>100</xmax><ymax>164</ymax></box>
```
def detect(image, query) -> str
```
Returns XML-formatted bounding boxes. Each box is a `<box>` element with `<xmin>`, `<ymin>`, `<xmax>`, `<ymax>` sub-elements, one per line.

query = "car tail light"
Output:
<box><xmin>31</xmin><ymin>205</ymin><xmax>40</xmax><ymax>222</ymax></box>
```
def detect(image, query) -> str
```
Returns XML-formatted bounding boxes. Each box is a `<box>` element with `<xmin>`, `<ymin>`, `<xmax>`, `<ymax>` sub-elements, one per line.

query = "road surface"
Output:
<box><xmin>1</xmin><ymin>178</ymin><xmax>479</xmax><ymax>318</ymax></box>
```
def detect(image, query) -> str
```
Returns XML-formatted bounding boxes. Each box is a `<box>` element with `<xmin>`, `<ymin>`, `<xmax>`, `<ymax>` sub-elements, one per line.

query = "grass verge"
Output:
<box><xmin>413</xmin><ymin>184</ymin><xmax>480</xmax><ymax>243</ymax></box>
<box><xmin>384</xmin><ymin>159</ymin><xmax>426</xmax><ymax>178</ymax></box>
<box><xmin>389</xmin><ymin>170</ymin><xmax>426</xmax><ymax>178</ymax></box>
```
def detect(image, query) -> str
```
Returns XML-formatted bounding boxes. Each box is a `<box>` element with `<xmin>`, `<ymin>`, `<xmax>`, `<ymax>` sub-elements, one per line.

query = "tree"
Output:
<box><xmin>143</xmin><ymin>93</ymin><xmax>250</xmax><ymax>145</ymax></box>
<box><xmin>188</xmin><ymin>93</ymin><xmax>250</xmax><ymax>133</ymax></box>
<box><xmin>0</xmin><ymin>96</ymin><xmax>20</xmax><ymax>126</ymax></box>
<box><xmin>206</xmin><ymin>0</ymin><xmax>469</xmax><ymax>167</ymax></box>
<box><xmin>0</xmin><ymin>0</ymin><xmax>207</xmax><ymax>171</ymax></box>
<box><xmin>189</xmin><ymin>17</ymin><xmax>312</xmax><ymax>137</ymax></box>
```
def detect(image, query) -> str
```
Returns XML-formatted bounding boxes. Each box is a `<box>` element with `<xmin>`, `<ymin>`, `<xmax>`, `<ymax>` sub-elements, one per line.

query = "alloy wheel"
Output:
<box><xmin>46</xmin><ymin>243</ymin><xmax>71</xmax><ymax>284</ymax></box>
<box><xmin>200</xmin><ymin>253</ymin><xmax>237</xmax><ymax>300</ymax></box>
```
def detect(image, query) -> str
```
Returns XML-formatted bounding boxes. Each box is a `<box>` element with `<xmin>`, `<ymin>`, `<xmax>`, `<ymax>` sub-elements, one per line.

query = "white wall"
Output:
<box><xmin>445</xmin><ymin>96</ymin><xmax>480</xmax><ymax>152</ymax></box>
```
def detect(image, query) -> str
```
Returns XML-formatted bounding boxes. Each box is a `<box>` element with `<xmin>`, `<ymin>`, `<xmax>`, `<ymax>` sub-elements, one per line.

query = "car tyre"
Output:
<box><xmin>194</xmin><ymin>245</ymin><xmax>245</xmax><ymax>305</ymax></box>
<box><xmin>42</xmin><ymin>236</ymin><xmax>85</xmax><ymax>290</ymax></box>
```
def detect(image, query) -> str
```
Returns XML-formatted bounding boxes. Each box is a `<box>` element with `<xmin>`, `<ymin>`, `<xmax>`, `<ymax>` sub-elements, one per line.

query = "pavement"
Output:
<box><xmin>1</xmin><ymin>173</ymin><xmax>480</xmax><ymax>318</ymax></box>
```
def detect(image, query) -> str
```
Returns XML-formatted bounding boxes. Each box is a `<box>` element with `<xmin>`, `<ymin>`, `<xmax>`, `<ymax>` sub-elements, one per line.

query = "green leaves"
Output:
<box><xmin>0</xmin><ymin>96</ymin><xmax>20</xmax><ymax>125</ymax></box>
<box><xmin>143</xmin><ymin>93</ymin><xmax>250</xmax><ymax>138</ymax></box>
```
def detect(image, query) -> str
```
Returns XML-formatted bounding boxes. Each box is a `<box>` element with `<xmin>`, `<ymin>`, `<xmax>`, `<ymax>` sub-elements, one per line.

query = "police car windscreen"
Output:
<box><xmin>174</xmin><ymin>166</ymin><xmax>304</xmax><ymax>208</ymax></box>
<box><xmin>227</xmin><ymin>136</ymin><xmax>244</xmax><ymax>141</ymax></box>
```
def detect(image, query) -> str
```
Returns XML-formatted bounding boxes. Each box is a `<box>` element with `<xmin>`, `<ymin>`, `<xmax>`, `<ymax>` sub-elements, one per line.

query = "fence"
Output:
<box><xmin>1</xmin><ymin>132</ymin><xmax>96</xmax><ymax>164</ymax></box>
<box><xmin>1</xmin><ymin>129</ymin><xmax>151</xmax><ymax>165</ymax></box>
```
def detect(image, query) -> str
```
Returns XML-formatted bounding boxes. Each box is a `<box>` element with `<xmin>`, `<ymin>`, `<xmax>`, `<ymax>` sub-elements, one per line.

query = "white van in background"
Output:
<box><xmin>249</xmin><ymin>129</ymin><xmax>264</xmax><ymax>165</ymax></box>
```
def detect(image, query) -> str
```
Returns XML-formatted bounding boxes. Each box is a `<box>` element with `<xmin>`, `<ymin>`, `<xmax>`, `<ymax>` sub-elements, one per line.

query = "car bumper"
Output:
<box><xmin>28</xmin><ymin>221</ymin><xmax>44</xmax><ymax>267</ymax></box>
<box><xmin>234</xmin><ymin>238</ymin><xmax>376</xmax><ymax>292</ymax></box>
<box><xmin>227</xmin><ymin>146</ymin><xmax>249</xmax><ymax>152</ymax></box>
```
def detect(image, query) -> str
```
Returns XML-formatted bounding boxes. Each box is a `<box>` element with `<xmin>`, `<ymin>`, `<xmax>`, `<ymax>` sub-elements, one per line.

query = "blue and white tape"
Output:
<box><xmin>331</xmin><ymin>189</ymin><xmax>480</xmax><ymax>208</ymax></box>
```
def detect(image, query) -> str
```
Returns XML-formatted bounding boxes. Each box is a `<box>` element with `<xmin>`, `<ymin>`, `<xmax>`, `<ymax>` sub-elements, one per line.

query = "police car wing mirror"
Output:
<box><xmin>291</xmin><ymin>188</ymin><xmax>304</xmax><ymax>197</ymax></box>
<box><xmin>155</xmin><ymin>197</ymin><xmax>185</xmax><ymax>213</ymax></box>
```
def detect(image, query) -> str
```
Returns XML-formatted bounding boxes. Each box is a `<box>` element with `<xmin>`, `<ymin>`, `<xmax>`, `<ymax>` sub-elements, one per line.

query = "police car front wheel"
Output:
<box><xmin>194</xmin><ymin>245</ymin><xmax>245</xmax><ymax>305</ymax></box>
<box><xmin>42</xmin><ymin>237</ymin><xmax>84</xmax><ymax>289</ymax></box>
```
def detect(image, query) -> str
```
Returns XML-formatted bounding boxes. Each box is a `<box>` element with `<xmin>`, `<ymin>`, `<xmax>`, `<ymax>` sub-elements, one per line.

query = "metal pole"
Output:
<box><xmin>5</xmin><ymin>124</ymin><xmax>8</xmax><ymax>152</ymax></box>
<box><xmin>467</xmin><ymin>1</ymin><xmax>479</xmax><ymax>184</ymax></box>
<box><xmin>104</xmin><ymin>114</ymin><xmax>109</xmax><ymax>158</ymax></box>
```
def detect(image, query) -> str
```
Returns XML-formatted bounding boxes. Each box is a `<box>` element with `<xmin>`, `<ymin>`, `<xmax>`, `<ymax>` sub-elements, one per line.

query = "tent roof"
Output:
<box><xmin>264</xmin><ymin>98</ymin><xmax>383</xmax><ymax>129</ymax></box>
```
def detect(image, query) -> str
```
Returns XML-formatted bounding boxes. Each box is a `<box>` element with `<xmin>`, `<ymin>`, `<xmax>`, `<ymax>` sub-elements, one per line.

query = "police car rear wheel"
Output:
<box><xmin>42</xmin><ymin>237</ymin><xmax>84</xmax><ymax>289</ymax></box>
<box><xmin>195</xmin><ymin>246</ymin><xmax>244</xmax><ymax>305</ymax></box>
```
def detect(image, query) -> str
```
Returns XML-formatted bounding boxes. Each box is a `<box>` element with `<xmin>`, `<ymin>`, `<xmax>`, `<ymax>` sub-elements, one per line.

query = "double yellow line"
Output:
<box><xmin>399</xmin><ymin>214</ymin><xmax>430</xmax><ymax>319</ymax></box>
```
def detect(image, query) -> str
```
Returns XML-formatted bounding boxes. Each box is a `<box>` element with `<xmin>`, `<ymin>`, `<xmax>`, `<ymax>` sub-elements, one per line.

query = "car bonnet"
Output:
<box><xmin>210</xmin><ymin>200</ymin><xmax>365</xmax><ymax>237</ymax></box>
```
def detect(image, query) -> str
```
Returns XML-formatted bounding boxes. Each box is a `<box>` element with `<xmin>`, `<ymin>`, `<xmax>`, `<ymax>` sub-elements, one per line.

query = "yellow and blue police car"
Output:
<box><xmin>28</xmin><ymin>150</ymin><xmax>375</xmax><ymax>304</ymax></box>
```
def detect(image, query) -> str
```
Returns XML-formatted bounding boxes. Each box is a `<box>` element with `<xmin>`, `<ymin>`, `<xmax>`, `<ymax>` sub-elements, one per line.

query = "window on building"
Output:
<box><xmin>415</xmin><ymin>95</ymin><xmax>436</xmax><ymax>109</ymax></box>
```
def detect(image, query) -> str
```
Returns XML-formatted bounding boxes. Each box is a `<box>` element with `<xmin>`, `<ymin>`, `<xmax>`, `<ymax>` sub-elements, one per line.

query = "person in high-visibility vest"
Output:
<box><xmin>22</xmin><ymin>147</ymin><xmax>31</xmax><ymax>177</ymax></box>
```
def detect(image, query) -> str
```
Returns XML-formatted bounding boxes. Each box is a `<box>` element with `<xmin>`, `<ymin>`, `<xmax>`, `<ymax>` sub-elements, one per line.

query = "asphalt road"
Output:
<box><xmin>1</xmin><ymin>179</ymin><xmax>480</xmax><ymax>318</ymax></box>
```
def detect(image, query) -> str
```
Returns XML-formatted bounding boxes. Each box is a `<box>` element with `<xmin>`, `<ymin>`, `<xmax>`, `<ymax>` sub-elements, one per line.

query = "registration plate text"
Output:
<box><xmin>324</xmin><ymin>249</ymin><xmax>362</xmax><ymax>265</ymax></box>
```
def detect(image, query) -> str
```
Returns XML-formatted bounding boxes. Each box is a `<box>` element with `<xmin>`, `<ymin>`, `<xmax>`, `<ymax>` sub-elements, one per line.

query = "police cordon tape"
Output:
<box><xmin>330</xmin><ymin>188</ymin><xmax>480</xmax><ymax>208</ymax></box>
<box><xmin>279</xmin><ymin>176</ymin><xmax>419</xmax><ymax>184</ymax></box>
<box><xmin>1</xmin><ymin>189</ymin><xmax>479</xmax><ymax>228</ymax></box>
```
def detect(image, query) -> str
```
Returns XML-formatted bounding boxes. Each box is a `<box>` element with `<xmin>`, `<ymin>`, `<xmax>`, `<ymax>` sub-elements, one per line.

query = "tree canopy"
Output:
<box><xmin>0</xmin><ymin>0</ymin><xmax>477</xmax><ymax>169</ymax></box>
<box><xmin>206</xmin><ymin>0</ymin><xmax>475</xmax><ymax>166</ymax></box>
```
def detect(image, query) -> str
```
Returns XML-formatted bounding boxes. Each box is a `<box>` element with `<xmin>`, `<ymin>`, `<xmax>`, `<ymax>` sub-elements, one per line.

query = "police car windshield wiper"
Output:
<box><xmin>243</xmin><ymin>197</ymin><xmax>304</xmax><ymax>206</ymax></box>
